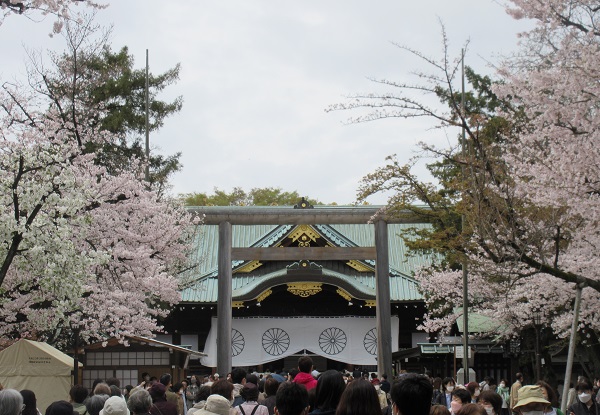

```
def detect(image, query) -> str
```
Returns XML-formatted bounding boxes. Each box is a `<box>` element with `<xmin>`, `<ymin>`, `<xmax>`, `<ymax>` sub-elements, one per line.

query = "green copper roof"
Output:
<box><xmin>180</xmin><ymin>217</ymin><xmax>437</xmax><ymax>303</ymax></box>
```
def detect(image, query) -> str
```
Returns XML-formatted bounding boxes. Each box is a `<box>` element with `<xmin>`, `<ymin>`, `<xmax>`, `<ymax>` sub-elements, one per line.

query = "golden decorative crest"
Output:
<box><xmin>288</xmin><ymin>225</ymin><xmax>320</xmax><ymax>247</ymax></box>
<box><xmin>232</xmin><ymin>301</ymin><xmax>244</xmax><ymax>308</ymax></box>
<box><xmin>287</xmin><ymin>282</ymin><xmax>322</xmax><ymax>297</ymax></box>
<box><xmin>365</xmin><ymin>300</ymin><xmax>376</xmax><ymax>307</ymax></box>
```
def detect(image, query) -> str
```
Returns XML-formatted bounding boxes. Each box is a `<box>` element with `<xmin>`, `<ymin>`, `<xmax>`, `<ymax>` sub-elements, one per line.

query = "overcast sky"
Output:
<box><xmin>2</xmin><ymin>1</ymin><xmax>531</xmax><ymax>204</ymax></box>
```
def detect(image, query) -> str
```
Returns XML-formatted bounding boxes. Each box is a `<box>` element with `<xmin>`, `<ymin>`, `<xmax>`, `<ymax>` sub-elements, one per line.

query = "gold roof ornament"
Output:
<box><xmin>288</xmin><ymin>225</ymin><xmax>320</xmax><ymax>247</ymax></box>
<box><xmin>336</xmin><ymin>288</ymin><xmax>352</xmax><ymax>302</ymax></box>
<box><xmin>287</xmin><ymin>282</ymin><xmax>322</xmax><ymax>298</ymax></box>
<box><xmin>234</xmin><ymin>260</ymin><xmax>263</xmax><ymax>273</ymax></box>
<box><xmin>256</xmin><ymin>289</ymin><xmax>273</xmax><ymax>303</ymax></box>
<box><xmin>346</xmin><ymin>260</ymin><xmax>372</xmax><ymax>272</ymax></box>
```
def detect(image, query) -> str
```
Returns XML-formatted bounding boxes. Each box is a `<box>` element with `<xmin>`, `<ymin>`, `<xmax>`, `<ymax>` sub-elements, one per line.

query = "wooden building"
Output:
<box><xmin>80</xmin><ymin>335</ymin><xmax>205</xmax><ymax>390</ymax></box>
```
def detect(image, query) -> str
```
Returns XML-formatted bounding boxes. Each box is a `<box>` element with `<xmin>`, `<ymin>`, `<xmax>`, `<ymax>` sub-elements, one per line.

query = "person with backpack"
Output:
<box><xmin>234</xmin><ymin>384</ymin><xmax>268</xmax><ymax>415</ymax></box>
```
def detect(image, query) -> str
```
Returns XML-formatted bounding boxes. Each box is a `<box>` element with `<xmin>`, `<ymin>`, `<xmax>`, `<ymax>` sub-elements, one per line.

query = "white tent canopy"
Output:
<box><xmin>0</xmin><ymin>339</ymin><xmax>81</xmax><ymax>413</ymax></box>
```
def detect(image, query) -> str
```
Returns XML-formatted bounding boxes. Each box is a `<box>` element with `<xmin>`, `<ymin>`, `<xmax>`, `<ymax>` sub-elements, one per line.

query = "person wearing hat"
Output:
<box><xmin>512</xmin><ymin>385</ymin><xmax>550</xmax><ymax>415</ymax></box>
<box><xmin>100</xmin><ymin>397</ymin><xmax>130</xmax><ymax>415</ymax></box>
<box><xmin>568</xmin><ymin>381</ymin><xmax>599</xmax><ymax>415</ymax></box>
<box><xmin>195</xmin><ymin>395</ymin><xmax>231</xmax><ymax>415</ymax></box>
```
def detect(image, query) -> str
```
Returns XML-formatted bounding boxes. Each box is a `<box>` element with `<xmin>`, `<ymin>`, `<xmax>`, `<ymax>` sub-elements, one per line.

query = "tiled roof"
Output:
<box><xmin>180</xmin><ymin>216</ymin><xmax>437</xmax><ymax>303</ymax></box>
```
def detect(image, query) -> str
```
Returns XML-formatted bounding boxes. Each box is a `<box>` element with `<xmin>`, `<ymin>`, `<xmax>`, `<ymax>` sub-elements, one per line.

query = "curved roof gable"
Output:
<box><xmin>180</xmin><ymin>215</ymin><xmax>437</xmax><ymax>303</ymax></box>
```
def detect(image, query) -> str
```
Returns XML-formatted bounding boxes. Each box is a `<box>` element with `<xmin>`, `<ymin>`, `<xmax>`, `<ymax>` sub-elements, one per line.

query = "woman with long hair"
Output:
<box><xmin>335</xmin><ymin>379</ymin><xmax>380</xmax><ymax>415</ymax></box>
<box><xmin>20</xmin><ymin>390</ymin><xmax>41</xmax><ymax>415</ymax></box>
<box><xmin>311</xmin><ymin>370</ymin><xmax>346</xmax><ymax>415</ymax></box>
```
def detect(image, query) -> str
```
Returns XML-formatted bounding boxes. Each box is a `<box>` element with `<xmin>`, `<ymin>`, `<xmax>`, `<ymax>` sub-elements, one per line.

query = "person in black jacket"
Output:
<box><xmin>569</xmin><ymin>381</ymin><xmax>600</xmax><ymax>415</ymax></box>
<box><xmin>434</xmin><ymin>378</ymin><xmax>456</xmax><ymax>410</ymax></box>
<box><xmin>380</xmin><ymin>375</ymin><xmax>391</xmax><ymax>395</ymax></box>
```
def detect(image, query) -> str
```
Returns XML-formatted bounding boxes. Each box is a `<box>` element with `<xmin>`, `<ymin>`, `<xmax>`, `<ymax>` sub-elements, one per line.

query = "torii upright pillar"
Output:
<box><xmin>375</xmin><ymin>219</ymin><xmax>392</xmax><ymax>377</ymax></box>
<box><xmin>217</xmin><ymin>221</ymin><xmax>232</xmax><ymax>375</ymax></box>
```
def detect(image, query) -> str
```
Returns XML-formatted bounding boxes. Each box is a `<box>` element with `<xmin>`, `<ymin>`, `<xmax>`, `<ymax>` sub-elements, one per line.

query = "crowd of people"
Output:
<box><xmin>430</xmin><ymin>373</ymin><xmax>600</xmax><ymax>415</ymax></box>
<box><xmin>1</xmin><ymin>358</ymin><xmax>599</xmax><ymax>415</ymax></box>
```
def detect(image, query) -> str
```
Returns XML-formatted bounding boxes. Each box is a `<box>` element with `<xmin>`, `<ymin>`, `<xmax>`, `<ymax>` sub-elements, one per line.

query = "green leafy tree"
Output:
<box><xmin>184</xmin><ymin>187</ymin><xmax>321</xmax><ymax>206</ymax></box>
<box><xmin>30</xmin><ymin>17</ymin><xmax>182</xmax><ymax>196</ymax></box>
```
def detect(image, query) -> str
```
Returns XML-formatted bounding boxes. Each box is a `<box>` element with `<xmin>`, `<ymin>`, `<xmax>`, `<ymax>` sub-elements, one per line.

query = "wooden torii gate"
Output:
<box><xmin>190</xmin><ymin>203</ymin><xmax>417</xmax><ymax>376</ymax></box>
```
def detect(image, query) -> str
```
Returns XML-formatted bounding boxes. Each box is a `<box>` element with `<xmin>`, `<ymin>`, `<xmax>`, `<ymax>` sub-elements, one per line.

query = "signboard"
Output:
<box><xmin>454</xmin><ymin>345</ymin><xmax>472</xmax><ymax>359</ymax></box>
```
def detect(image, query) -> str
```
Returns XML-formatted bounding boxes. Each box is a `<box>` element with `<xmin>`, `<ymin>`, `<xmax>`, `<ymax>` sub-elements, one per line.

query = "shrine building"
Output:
<box><xmin>155</xmin><ymin>200</ymin><xmax>512</xmax><ymax>381</ymax></box>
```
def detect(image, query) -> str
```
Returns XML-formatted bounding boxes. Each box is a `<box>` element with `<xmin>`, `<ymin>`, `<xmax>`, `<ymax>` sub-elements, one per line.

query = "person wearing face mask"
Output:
<box><xmin>497</xmin><ymin>380</ymin><xmax>510</xmax><ymax>415</ymax></box>
<box><xmin>435</xmin><ymin>378</ymin><xmax>457</xmax><ymax>409</ymax></box>
<box><xmin>512</xmin><ymin>385</ymin><xmax>550</xmax><ymax>415</ymax></box>
<box><xmin>568</xmin><ymin>381</ymin><xmax>599</xmax><ymax>415</ymax></box>
<box><xmin>451</xmin><ymin>389</ymin><xmax>472</xmax><ymax>415</ymax></box>
<box><xmin>467</xmin><ymin>383</ymin><xmax>482</xmax><ymax>404</ymax></box>
<box><xmin>477</xmin><ymin>391</ymin><xmax>502</xmax><ymax>415</ymax></box>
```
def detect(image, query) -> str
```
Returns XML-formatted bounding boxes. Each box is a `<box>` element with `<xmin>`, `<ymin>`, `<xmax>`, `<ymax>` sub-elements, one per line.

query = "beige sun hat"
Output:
<box><xmin>513</xmin><ymin>385</ymin><xmax>550</xmax><ymax>410</ymax></box>
<box><xmin>196</xmin><ymin>394</ymin><xmax>231</xmax><ymax>415</ymax></box>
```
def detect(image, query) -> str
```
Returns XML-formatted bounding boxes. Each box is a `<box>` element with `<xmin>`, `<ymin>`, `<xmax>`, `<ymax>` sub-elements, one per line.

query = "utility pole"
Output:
<box><xmin>561</xmin><ymin>284</ymin><xmax>584</xmax><ymax>414</ymax></box>
<box><xmin>461</xmin><ymin>48</ymin><xmax>469</xmax><ymax>376</ymax></box>
<box><xmin>145</xmin><ymin>49</ymin><xmax>150</xmax><ymax>182</ymax></box>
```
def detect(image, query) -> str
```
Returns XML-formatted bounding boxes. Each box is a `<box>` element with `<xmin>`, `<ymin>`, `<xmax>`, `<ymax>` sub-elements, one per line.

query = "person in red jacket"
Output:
<box><xmin>292</xmin><ymin>357</ymin><xmax>317</xmax><ymax>391</ymax></box>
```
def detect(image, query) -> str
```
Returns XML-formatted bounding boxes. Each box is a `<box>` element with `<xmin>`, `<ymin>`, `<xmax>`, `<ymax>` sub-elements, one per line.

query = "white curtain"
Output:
<box><xmin>200</xmin><ymin>316</ymin><xmax>398</xmax><ymax>367</ymax></box>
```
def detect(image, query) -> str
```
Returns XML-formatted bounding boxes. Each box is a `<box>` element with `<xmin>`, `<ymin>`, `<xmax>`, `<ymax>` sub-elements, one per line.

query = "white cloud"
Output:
<box><xmin>1</xmin><ymin>0</ymin><xmax>531</xmax><ymax>205</ymax></box>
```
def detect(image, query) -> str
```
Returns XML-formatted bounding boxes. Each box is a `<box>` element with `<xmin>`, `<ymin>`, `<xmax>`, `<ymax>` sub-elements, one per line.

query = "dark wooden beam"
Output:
<box><xmin>231</xmin><ymin>247</ymin><xmax>376</xmax><ymax>260</ymax></box>
<box><xmin>187</xmin><ymin>206</ymin><xmax>421</xmax><ymax>225</ymax></box>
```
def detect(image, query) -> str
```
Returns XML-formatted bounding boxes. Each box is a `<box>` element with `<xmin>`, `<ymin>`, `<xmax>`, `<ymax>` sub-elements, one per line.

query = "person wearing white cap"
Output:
<box><xmin>100</xmin><ymin>397</ymin><xmax>130</xmax><ymax>415</ymax></box>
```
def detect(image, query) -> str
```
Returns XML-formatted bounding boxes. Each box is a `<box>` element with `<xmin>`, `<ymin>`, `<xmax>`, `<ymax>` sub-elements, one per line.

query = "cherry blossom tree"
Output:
<box><xmin>1</xmin><ymin>0</ymin><xmax>105</xmax><ymax>33</ymax></box>
<box><xmin>329</xmin><ymin>5</ymin><xmax>600</xmax><ymax>349</ymax></box>
<box><xmin>0</xmin><ymin>22</ymin><xmax>198</xmax><ymax>347</ymax></box>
